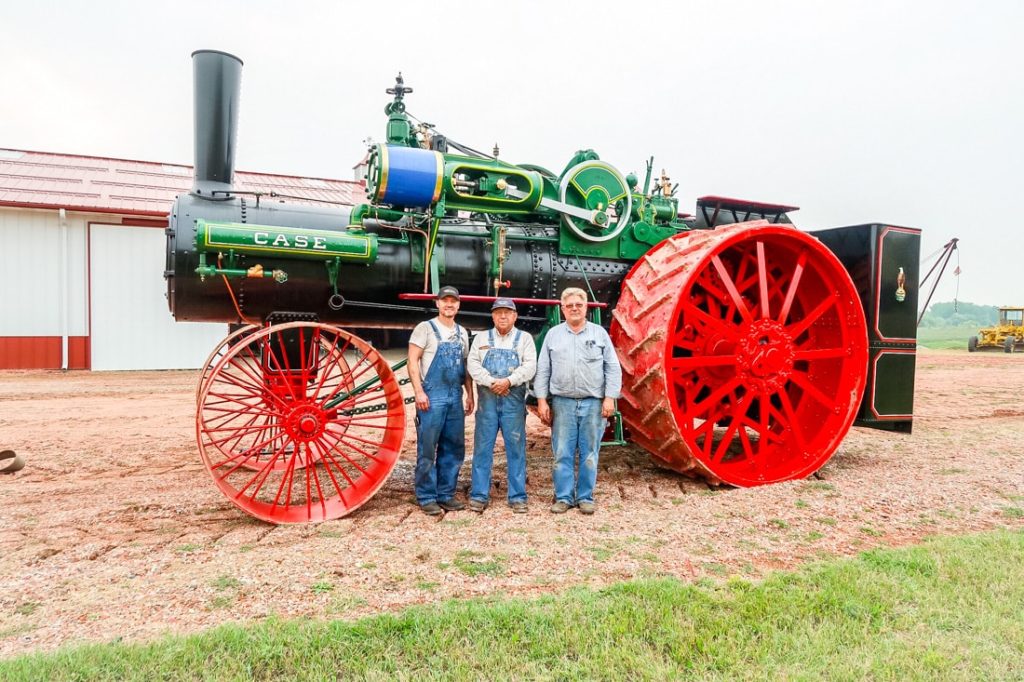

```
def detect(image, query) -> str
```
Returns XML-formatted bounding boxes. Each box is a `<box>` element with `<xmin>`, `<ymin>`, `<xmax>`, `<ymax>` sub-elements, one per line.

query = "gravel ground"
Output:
<box><xmin>1</xmin><ymin>348</ymin><xmax>1022</xmax><ymax>657</ymax></box>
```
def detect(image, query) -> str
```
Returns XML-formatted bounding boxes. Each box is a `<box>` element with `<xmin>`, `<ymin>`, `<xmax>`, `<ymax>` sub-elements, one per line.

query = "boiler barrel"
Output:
<box><xmin>166</xmin><ymin>194</ymin><xmax>629</xmax><ymax>332</ymax></box>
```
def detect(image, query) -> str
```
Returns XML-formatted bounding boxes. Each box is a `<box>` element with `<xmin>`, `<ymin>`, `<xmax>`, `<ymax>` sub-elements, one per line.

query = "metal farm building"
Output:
<box><xmin>0</xmin><ymin>148</ymin><xmax>360</xmax><ymax>370</ymax></box>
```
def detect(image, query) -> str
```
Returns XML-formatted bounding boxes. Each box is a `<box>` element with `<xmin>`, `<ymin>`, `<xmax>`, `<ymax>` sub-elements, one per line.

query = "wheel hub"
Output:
<box><xmin>284</xmin><ymin>403</ymin><xmax>327</xmax><ymax>441</ymax></box>
<box><xmin>738</xmin><ymin>319</ymin><xmax>794</xmax><ymax>390</ymax></box>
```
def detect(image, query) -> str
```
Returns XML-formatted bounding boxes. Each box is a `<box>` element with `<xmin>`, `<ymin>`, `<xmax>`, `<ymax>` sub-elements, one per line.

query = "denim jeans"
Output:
<box><xmin>414</xmin><ymin>388</ymin><xmax>466</xmax><ymax>505</ymax></box>
<box><xmin>470</xmin><ymin>386</ymin><xmax>527</xmax><ymax>504</ymax></box>
<box><xmin>550</xmin><ymin>396</ymin><xmax>605</xmax><ymax>504</ymax></box>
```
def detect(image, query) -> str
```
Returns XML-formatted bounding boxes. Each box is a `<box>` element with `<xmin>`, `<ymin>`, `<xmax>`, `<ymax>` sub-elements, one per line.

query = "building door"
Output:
<box><xmin>90</xmin><ymin>224</ymin><xmax>226</xmax><ymax>370</ymax></box>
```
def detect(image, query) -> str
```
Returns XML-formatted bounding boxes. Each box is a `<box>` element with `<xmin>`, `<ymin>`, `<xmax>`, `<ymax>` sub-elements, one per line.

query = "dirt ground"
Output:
<box><xmin>1</xmin><ymin>349</ymin><xmax>1022</xmax><ymax>657</ymax></box>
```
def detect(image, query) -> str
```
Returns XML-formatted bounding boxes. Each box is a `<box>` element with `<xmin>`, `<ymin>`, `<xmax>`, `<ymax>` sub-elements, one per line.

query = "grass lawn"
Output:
<box><xmin>917</xmin><ymin>325</ymin><xmax>974</xmax><ymax>350</ymax></box>
<box><xmin>2</xmin><ymin>530</ymin><xmax>1023</xmax><ymax>680</ymax></box>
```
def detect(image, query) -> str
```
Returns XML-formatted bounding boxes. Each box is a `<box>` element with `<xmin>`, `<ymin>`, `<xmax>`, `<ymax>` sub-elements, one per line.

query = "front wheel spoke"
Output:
<box><xmin>309</xmin><ymin>440</ymin><xmax>353</xmax><ymax>501</ymax></box>
<box><xmin>344</xmin><ymin>386</ymin><xmax>390</xmax><ymax>409</ymax></box>
<box><xmin>268</xmin><ymin>450</ymin><xmax>299</xmax><ymax>510</ymax></box>
<box><xmin>320</xmin><ymin>429</ymin><xmax>383</xmax><ymax>469</ymax></box>
<box><xmin>223</xmin><ymin>357</ymin><xmax>289</xmax><ymax>409</ymax></box>
<box><xmin>331</xmin><ymin>417</ymin><xmax>401</xmax><ymax>431</ymax></box>
<box><xmin>313</xmin><ymin>440</ymin><xmax>359</xmax><ymax>492</ymax></box>
<box><xmin>205</xmin><ymin>387</ymin><xmax>281</xmax><ymax>414</ymax></box>
<box><xmin>318</xmin><ymin>431</ymin><xmax>374</xmax><ymax>476</ymax></box>
<box><xmin>711</xmin><ymin>255</ymin><xmax>752</xmax><ymax>323</ymax></box>
<box><xmin>211</xmin><ymin>428</ymin><xmax>288</xmax><ymax>477</ymax></box>
<box><xmin>206</xmin><ymin>420</ymin><xmax>282</xmax><ymax>453</ymax></box>
<box><xmin>305</xmin><ymin>445</ymin><xmax>326</xmax><ymax>519</ymax></box>
<box><xmin>200</xmin><ymin>403</ymin><xmax>266</xmax><ymax>433</ymax></box>
<box><xmin>307</xmin><ymin>335</ymin><xmax>345</xmax><ymax>401</ymax></box>
<box><xmin>213</xmin><ymin>361</ymin><xmax>270</xmax><ymax>395</ymax></box>
<box><xmin>789</xmin><ymin>372</ymin><xmax>839</xmax><ymax>412</ymax></box>
<box><xmin>317</xmin><ymin>355</ymin><xmax>377</xmax><ymax>407</ymax></box>
<box><xmin>201</xmin><ymin>401</ymin><xmax>278</xmax><ymax>421</ymax></box>
<box><xmin>234</xmin><ymin>438</ymin><xmax>290</xmax><ymax>498</ymax></box>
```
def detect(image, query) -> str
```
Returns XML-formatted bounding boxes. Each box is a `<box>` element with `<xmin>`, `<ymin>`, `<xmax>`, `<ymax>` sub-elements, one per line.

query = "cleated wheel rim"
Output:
<box><xmin>611</xmin><ymin>221</ymin><xmax>868</xmax><ymax>486</ymax></box>
<box><xmin>196</xmin><ymin>322</ymin><xmax>405</xmax><ymax>523</ymax></box>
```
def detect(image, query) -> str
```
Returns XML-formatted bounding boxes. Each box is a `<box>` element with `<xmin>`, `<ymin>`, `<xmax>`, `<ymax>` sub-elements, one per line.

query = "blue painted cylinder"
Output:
<box><xmin>369</xmin><ymin>144</ymin><xmax>443</xmax><ymax>208</ymax></box>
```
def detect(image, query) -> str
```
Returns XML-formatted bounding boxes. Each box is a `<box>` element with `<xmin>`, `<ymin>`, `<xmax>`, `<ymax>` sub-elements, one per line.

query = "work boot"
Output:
<box><xmin>578</xmin><ymin>501</ymin><xmax>596</xmax><ymax>515</ymax></box>
<box><xmin>468</xmin><ymin>499</ymin><xmax>488</xmax><ymax>513</ymax></box>
<box><xmin>438</xmin><ymin>499</ymin><xmax>465</xmax><ymax>512</ymax></box>
<box><xmin>510</xmin><ymin>501</ymin><xmax>528</xmax><ymax>514</ymax></box>
<box><xmin>420</xmin><ymin>502</ymin><xmax>443</xmax><ymax>516</ymax></box>
<box><xmin>550</xmin><ymin>501</ymin><xmax>571</xmax><ymax>514</ymax></box>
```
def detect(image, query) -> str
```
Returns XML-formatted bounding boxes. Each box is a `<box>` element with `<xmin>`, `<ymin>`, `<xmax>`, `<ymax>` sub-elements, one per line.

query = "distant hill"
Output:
<box><xmin>918</xmin><ymin>301</ymin><xmax>997</xmax><ymax>327</ymax></box>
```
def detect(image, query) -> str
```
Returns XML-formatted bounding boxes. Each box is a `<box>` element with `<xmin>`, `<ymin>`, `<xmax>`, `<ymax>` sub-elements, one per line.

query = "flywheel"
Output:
<box><xmin>610</xmin><ymin>221</ymin><xmax>868</xmax><ymax>486</ymax></box>
<box><xmin>559</xmin><ymin>160</ymin><xmax>632</xmax><ymax>242</ymax></box>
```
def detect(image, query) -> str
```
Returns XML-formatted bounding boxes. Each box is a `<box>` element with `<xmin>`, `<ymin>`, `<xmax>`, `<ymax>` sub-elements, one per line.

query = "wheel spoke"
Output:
<box><xmin>679</xmin><ymin>299</ymin><xmax>742</xmax><ymax>342</ymax></box>
<box><xmin>789</xmin><ymin>372</ymin><xmax>840</xmax><ymax>412</ymax></box>
<box><xmin>777</xmin><ymin>250</ymin><xmax>808</xmax><ymax>325</ymax></box>
<box><xmin>756</xmin><ymin>241</ymin><xmax>770</xmax><ymax>320</ymax></box>
<box><xmin>318</xmin><ymin>430</ymin><xmax>375</xmax><ymax>476</ymax></box>
<box><xmin>684</xmin><ymin>376</ymin><xmax>744</xmax><ymax>423</ymax></box>
<box><xmin>776</xmin><ymin>389</ymin><xmax>806</xmax><ymax>453</ymax></box>
<box><xmin>793</xmin><ymin>347</ymin><xmax>848</xmax><ymax>362</ymax></box>
<box><xmin>710</xmin><ymin>391</ymin><xmax>753</xmax><ymax>463</ymax></box>
<box><xmin>711</xmin><ymin>255</ymin><xmax>752</xmax><ymax>323</ymax></box>
<box><xmin>757</xmin><ymin>390</ymin><xmax>771</xmax><ymax>457</ymax></box>
<box><xmin>669</xmin><ymin>354</ymin><xmax>739</xmax><ymax>378</ymax></box>
<box><xmin>786</xmin><ymin>292</ymin><xmax>837</xmax><ymax>340</ymax></box>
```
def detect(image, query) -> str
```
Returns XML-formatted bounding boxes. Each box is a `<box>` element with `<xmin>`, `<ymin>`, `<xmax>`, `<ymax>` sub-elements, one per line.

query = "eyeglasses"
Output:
<box><xmin>562</xmin><ymin>303</ymin><xmax>586</xmax><ymax>309</ymax></box>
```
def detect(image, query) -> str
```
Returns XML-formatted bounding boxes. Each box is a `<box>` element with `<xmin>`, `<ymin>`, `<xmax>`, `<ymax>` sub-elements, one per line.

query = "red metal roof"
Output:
<box><xmin>0</xmin><ymin>148</ymin><xmax>364</xmax><ymax>217</ymax></box>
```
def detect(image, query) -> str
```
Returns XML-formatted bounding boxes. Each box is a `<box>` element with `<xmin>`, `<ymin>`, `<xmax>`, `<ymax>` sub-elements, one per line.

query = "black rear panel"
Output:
<box><xmin>811</xmin><ymin>223</ymin><xmax>921</xmax><ymax>433</ymax></box>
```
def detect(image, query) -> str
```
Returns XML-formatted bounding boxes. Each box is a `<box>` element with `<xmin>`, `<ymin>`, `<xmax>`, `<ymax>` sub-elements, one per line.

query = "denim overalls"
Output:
<box><xmin>470</xmin><ymin>329</ymin><xmax>528</xmax><ymax>504</ymax></box>
<box><xmin>414</xmin><ymin>321</ymin><xmax>466</xmax><ymax>506</ymax></box>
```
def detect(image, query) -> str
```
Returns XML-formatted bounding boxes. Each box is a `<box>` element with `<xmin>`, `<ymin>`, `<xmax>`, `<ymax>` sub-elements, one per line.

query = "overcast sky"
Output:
<box><xmin>3</xmin><ymin>0</ymin><xmax>1021</xmax><ymax>306</ymax></box>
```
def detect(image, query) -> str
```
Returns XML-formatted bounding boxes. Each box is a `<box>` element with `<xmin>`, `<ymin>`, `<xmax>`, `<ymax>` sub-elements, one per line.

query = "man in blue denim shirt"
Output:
<box><xmin>535</xmin><ymin>287</ymin><xmax>622</xmax><ymax>515</ymax></box>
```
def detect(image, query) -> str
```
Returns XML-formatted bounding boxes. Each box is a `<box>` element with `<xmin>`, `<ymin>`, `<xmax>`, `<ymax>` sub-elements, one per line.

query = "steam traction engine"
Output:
<box><xmin>168</xmin><ymin>51</ymin><xmax>922</xmax><ymax>524</ymax></box>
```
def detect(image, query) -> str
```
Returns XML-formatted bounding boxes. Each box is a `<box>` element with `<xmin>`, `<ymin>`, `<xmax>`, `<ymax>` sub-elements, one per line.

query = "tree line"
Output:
<box><xmin>918</xmin><ymin>301</ymin><xmax>998</xmax><ymax>327</ymax></box>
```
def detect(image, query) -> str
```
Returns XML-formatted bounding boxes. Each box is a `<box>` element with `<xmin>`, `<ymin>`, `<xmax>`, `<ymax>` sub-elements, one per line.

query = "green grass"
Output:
<box><xmin>917</xmin><ymin>325</ymin><xmax>973</xmax><ymax>350</ymax></box>
<box><xmin>451</xmin><ymin>550</ymin><xmax>506</xmax><ymax>577</ymax></box>
<box><xmin>3</xmin><ymin>530</ymin><xmax>1024</xmax><ymax>680</ymax></box>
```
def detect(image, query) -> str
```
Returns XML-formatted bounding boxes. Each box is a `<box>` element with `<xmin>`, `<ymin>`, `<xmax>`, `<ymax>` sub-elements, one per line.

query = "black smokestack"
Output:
<box><xmin>191</xmin><ymin>49</ymin><xmax>243</xmax><ymax>198</ymax></box>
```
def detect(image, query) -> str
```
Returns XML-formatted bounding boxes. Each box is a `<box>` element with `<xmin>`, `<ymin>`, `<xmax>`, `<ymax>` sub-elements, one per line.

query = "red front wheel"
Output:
<box><xmin>196</xmin><ymin>323</ymin><xmax>406</xmax><ymax>523</ymax></box>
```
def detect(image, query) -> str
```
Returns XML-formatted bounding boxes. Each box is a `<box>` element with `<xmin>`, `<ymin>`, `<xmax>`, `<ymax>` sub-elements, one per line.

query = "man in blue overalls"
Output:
<box><xmin>408</xmin><ymin>286</ymin><xmax>474</xmax><ymax>516</ymax></box>
<box><xmin>466</xmin><ymin>298</ymin><xmax>537</xmax><ymax>513</ymax></box>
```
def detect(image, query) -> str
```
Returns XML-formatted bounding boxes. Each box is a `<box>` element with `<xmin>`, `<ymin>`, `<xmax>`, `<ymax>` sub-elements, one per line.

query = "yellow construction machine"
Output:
<box><xmin>968</xmin><ymin>307</ymin><xmax>1024</xmax><ymax>353</ymax></box>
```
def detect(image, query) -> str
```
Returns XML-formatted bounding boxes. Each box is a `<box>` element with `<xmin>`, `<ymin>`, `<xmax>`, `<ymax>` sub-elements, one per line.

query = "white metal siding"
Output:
<box><xmin>89</xmin><ymin>224</ymin><xmax>226</xmax><ymax>370</ymax></box>
<box><xmin>0</xmin><ymin>206</ymin><xmax>88</xmax><ymax>336</ymax></box>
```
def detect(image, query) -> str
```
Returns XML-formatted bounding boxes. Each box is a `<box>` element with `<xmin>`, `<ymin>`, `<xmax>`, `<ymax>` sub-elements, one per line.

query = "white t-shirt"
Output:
<box><xmin>409</xmin><ymin>317</ymin><xmax>470</xmax><ymax>379</ymax></box>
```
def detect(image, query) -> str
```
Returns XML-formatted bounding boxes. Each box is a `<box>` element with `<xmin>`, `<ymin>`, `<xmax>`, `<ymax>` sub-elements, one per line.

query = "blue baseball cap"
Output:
<box><xmin>491</xmin><ymin>297</ymin><xmax>517</xmax><ymax>311</ymax></box>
